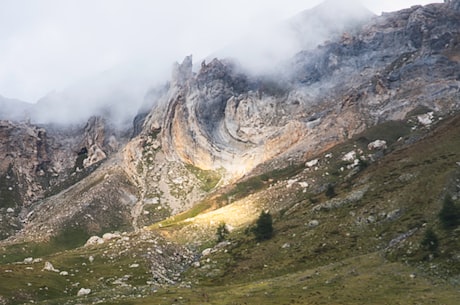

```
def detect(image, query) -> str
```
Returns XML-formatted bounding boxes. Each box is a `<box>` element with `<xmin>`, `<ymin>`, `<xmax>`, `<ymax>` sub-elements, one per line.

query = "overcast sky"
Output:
<box><xmin>0</xmin><ymin>0</ymin><xmax>442</xmax><ymax>103</ymax></box>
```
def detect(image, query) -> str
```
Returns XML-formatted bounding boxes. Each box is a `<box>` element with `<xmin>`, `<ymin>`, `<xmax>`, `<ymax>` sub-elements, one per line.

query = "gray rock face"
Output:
<box><xmin>446</xmin><ymin>0</ymin><xmax>460</xmax><ymax>11</ymax></box>
<box><xmin>142</xmin><ymin>2</ymin><xmax>460</xmax><ymax>180</ymax></box>
<box><xmin>0</xmin><ymin>116</ymin><xmax>130</xmax><ymax>240</ymax></box>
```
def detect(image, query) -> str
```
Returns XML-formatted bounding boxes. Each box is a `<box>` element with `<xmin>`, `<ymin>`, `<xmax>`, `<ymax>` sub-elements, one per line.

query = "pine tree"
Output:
<box><xmin>254</xmin><ymin>211</ymin><xmax>273</xmax><ymax>241</ymax></box>
<box><xmin>421</xmin><ymin>228</ymin><xmax>439</xmax><ymax>253</ymax></box>
<box><xmin>439</xmin><ymin>195</ymin><xmax>460</xmax><ymax>229</ymax></box>
<box><xmin>325</xmin><ymin>184</ymin><xmax>336</xmax><ymax>199</ymax></box>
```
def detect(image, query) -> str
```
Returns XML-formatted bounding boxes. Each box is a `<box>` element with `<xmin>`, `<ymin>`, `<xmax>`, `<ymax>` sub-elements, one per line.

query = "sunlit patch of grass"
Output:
<box><xmin>185</xmin><ymin>164</ymin><xmax>222</xmax><ymax>192</ymax></box>
<box><xmin>152</xmin><ymin>200</ymin><xmax>215</xmax><ymax>229</ymax></box>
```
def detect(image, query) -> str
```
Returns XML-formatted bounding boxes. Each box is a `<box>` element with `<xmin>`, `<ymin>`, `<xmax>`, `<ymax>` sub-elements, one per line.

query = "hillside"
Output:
<box><xmin>0</xmin><ymin>1</ymin><xmax>460</xmax><ymax>304</ymax></box>
<box><xmin>1</xmin><ymin>106</ymin><xmax>459</xmax><ymax>305</ymax></box>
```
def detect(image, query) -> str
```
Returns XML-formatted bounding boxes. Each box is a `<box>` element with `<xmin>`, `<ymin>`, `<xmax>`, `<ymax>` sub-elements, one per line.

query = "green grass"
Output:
<box><xmin>0</xmin><ymin>246</ymin><xmax>152</xmax><ymax>304</ymax></box>
<box><xmin>82</xmin><ymin>253</ymin><xmax>459</xmax><ymax>305</ymax></box>
<box><xmin>154</xmin><ymin>199</ymin><xmax>215</xmax><ymax>228</ymax></box>
<box><xmin>155</xmin><ymin>163</ymin><xmax>304</xmax><ymax>229</ymax></box>
<box><xmin>176</xmin><ymin>114</ymin><xmax>460</xmax><ymax>295</ymax></box>
<box><xmin>355</xmin><ymin>120</ymin><xmax>412</xmax><ymax>145</ymax></box>
<box><xmin>185</xmin><ymin>164</ymin><xmax>222</xmax><ymax>192</ymax></box>
<box><xmin>221</xmin><ymin>163</ymin><xmax>305</xmax><ymax>204</ymax></box>
<box><xmin>0</xmin><ymin>228</ymin><xmax>89</xmax><ymax>265</ymax></box>
<box><xmin>2</xmin><ymin>115</ymin><xmax>460</xmax><ymax>304</ymax></box>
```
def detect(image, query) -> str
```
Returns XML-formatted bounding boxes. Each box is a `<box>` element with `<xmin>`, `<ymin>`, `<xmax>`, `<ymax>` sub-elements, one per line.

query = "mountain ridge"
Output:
<box><xmin>0</xmin><ymin>1</ymin><xmax>460</xmax><ymax>304</ymax></box>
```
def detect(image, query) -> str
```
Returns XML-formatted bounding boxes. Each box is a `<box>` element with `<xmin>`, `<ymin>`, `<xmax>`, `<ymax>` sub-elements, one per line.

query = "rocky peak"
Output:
<box><xmin>171</xmin><ymin>55</ymin><xmax>193</xmax><ymax>87</ymax></box>
<box><xmin>80</xmin><ymin>116</ymin><xmax>108</xmax><ymax>168</ymax></box>
<box><xmin>141</xmin><ymin>1</ymin><xmax>460</xmax><ymax>181</ymax></box>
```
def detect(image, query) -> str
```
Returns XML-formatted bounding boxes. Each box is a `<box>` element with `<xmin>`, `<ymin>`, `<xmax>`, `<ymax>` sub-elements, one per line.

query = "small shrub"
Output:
<box><xmin>216</xmin><ymin>223</ymin><xmax>229</xmax><ymax>242</ymax></box>
<box><xmin>357</xmin><ymin>158</ymin><xmax>369</xmax><ymax>170</ymax></box>
<box><xmin>253</xmin><ymin>211</ymin><xmax>273</xmax><ymax>241</ymax></box>
<box><xmin>439</xmin><ymin>195</ymin><xmax>460</xmax><ymax>229</ymax></box>
<box><xmin>325</xmin><ymin>184</ymin><xmax>336</xmax><ymax>199</ymax></box>
<box><xmin>421</xmin><ymin>228</ymin><xmax>439</xmax><ymax>253</ymax></box>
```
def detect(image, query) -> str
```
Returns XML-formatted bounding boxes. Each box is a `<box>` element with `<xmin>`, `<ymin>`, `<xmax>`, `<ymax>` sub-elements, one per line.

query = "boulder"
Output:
<box><xmin>201</xmin><ymin>248</ymin><xmax>213</xmax><ymax>256</ymax></box>
<box><xmin>23</xmin><ymin>257</ymin><xmax>34</xmax><ymax>264</ymax></box>
<box><xmin>77</xmin><ymin>288</ymin><xmax>91</xmax><ymax>296</ymax></box>
<box><xmin>306</xmin><ymin>159</ymin><xmax>319</xmax><ymax>168</ymax></box>
<box><xmin>84</xmin><ymin>236</ymin><xmax>104</xmax><ymax>247</ymax></box>
<box><xmin>368</xmin><ymin>140</ymin><xmax>387</xmax><ymax>150</ymax></box>
<box><xmin>342</xmin><ymin>151</ymin><xmax>356</xmax><ymax>162</ymax></box>
<box><xmin>417</xmin><ymin>112</ymin><xmax>434</xmax><ymax>126</ymax></box>
<box><xmin>42</xmin><ymin>261</ymin><xmax>59</xmax><ymax>272</ymax></box>
<box><xmin>102</xmin><ymin>232</ymin><xmax>121</xmax><ymax>241</ymax></box>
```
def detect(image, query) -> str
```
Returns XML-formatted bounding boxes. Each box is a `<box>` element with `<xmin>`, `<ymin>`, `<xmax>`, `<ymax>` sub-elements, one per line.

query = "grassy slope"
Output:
<box><xmin>1</xmin><ymin>115</ymin><xmax>460</xmax><ymax>304</ymax></box>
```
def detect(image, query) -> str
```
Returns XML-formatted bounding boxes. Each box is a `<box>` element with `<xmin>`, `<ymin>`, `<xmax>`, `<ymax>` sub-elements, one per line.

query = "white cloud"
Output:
<box><xmin>0</xmin><ymin>0</ymin><xmax>442</xmax><ymax>103</ymax></box>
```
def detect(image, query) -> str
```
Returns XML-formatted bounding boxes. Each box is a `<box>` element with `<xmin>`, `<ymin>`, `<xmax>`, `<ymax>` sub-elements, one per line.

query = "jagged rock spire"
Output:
<box><xmin>171</xmin><ymin>55</ymin><xmax>193</xmax><ymax>86</ymax></box>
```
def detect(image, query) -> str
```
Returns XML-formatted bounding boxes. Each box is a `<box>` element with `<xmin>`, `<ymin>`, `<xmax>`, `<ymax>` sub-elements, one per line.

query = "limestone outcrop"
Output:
<box><xmin>140</xmin><ymin>2</ymin><xmax>460</xmax><ymax>180</ymax></box>
<box><xmin>0</xmin><ymin>116</ymin><xmax>128</xmax><ymax>239</ymax></box>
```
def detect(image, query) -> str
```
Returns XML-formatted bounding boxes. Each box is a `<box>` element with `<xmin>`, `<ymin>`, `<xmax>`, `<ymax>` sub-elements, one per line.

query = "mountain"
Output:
<box><xmin>141</xmin><ymin>1</ymin><xmax>460</xmax><ymax>180</ymax></box>
<box><xmin>0</xmin><ymin>1</ymin><xmax>460</xmax><ymax>304</ymax></box>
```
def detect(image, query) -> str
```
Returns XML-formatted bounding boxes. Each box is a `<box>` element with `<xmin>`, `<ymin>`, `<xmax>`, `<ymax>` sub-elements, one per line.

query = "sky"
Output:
<box><xmin>0</xmin><ymin>0</ymin><xmax>442</xmax><ymax>103</ymax></box>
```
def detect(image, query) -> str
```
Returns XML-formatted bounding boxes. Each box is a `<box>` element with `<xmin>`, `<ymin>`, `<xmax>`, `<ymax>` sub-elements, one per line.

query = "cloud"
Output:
<box><xmin>0</xmin><ymin>0</ymin><xmax>443</xmax><ymax>125</ymax></box>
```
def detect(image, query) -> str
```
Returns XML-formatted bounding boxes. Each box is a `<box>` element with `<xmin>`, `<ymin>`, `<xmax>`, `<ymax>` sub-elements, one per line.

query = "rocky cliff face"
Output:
<box><xmin>141</xmin><ymin>2</ymin><xmax>460</xmax><ymax>180</ymax></box>
<box><xmin>447</xmin><ymin>0</ymin><xmax>460</xmax><ymax>11</ymax></box>
<box><xmin>0</xmin><ymin>117</ymin><xmax>129</xmax><ymax>239</ymax></box>
<box><xmin>2</xmin><ymin>1</ymin><xmax>460</xmax><ymax>243</ymax></box>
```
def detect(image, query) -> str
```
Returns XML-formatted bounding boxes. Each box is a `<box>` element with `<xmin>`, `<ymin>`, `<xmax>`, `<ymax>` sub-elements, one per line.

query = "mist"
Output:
<box><xmin>0</xmin><ymin>0</ymin><xmax>442</xmax><ymax>126</ymax></box>
<box><xmin>212</xmin><ymin>0</ymin><xmax>374</xmax><ymax>74</ymax></box>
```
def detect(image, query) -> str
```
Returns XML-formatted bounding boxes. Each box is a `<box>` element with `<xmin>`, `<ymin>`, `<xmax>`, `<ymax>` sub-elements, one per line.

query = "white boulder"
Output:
<box><xmin>299</xmin><ymin>182</ymin><xmax>309</xmax><ymax>188</ymax></box>
<box><xmin>201</xmin><ymin>248</ymin><xmax>213</xmax><ymax>256</ymax></box>
<box><xmin>77</xmin><ymin>288</ymin><xmax>91</xmax><ymax>296</ymax></box>
<box><xmin>286</xmin><ymin>179</ymin><xmax>298</xmax><ymax>188</ymax></box>
<box><xmin>306</xmin><ymin>159</ymin><xmax>319</xmax><ymax>168</ymax></box>
<box><xmin>84</xmin><ymin>236</ymin><xmax>104</xmax><ymax>247</ymax></box>
<box><xmin>23</xmin><ymin>257</ymin><xmax>34</xmax><ymax>264</ymax></box>
<box><xmin>43</xmin><ymin>261</ymin><xmax>59</xmax><ymax>273</ymax></box>
<box><xmin>368</xmin><ymin>140</ymin><xmax>387</xmax><ymax>150</ymax></box>
<box><xmin>342</xmin><ymin>151</ymin><xmax>356</xmax><ymax>162</ymax></box>
<box><xmin>417</xmin><ymin>112</ymin><xmax>434</xmax><ymax>126</ymax></box>
<box><xmin>102</xmin><ymin>232</ymin><xmax>121</xmax><ymax>241</ymax></box>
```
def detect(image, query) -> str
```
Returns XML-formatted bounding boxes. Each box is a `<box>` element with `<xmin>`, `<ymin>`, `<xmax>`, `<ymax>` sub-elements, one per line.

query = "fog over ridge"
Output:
<box><xmin>0</xmin><ymin>0</ymin><xmax>442</xmax><ymax>126</ymax></box>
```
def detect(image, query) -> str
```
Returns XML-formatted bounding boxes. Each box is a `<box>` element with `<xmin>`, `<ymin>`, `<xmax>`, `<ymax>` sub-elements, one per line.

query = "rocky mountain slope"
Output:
<box><xmin>0</xmin><ymin>1</ymin><xmax>460</xmax><ymax>304</ymax></box>
<box><xmin>141</xmin><ymin>1</ymin><xmax>460</xmax><ymax>178</ymax></box>
<box><xmin>0</xmin><ymin>117</ymin><xmax>130</xmax><ymax>240</ymax></box>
